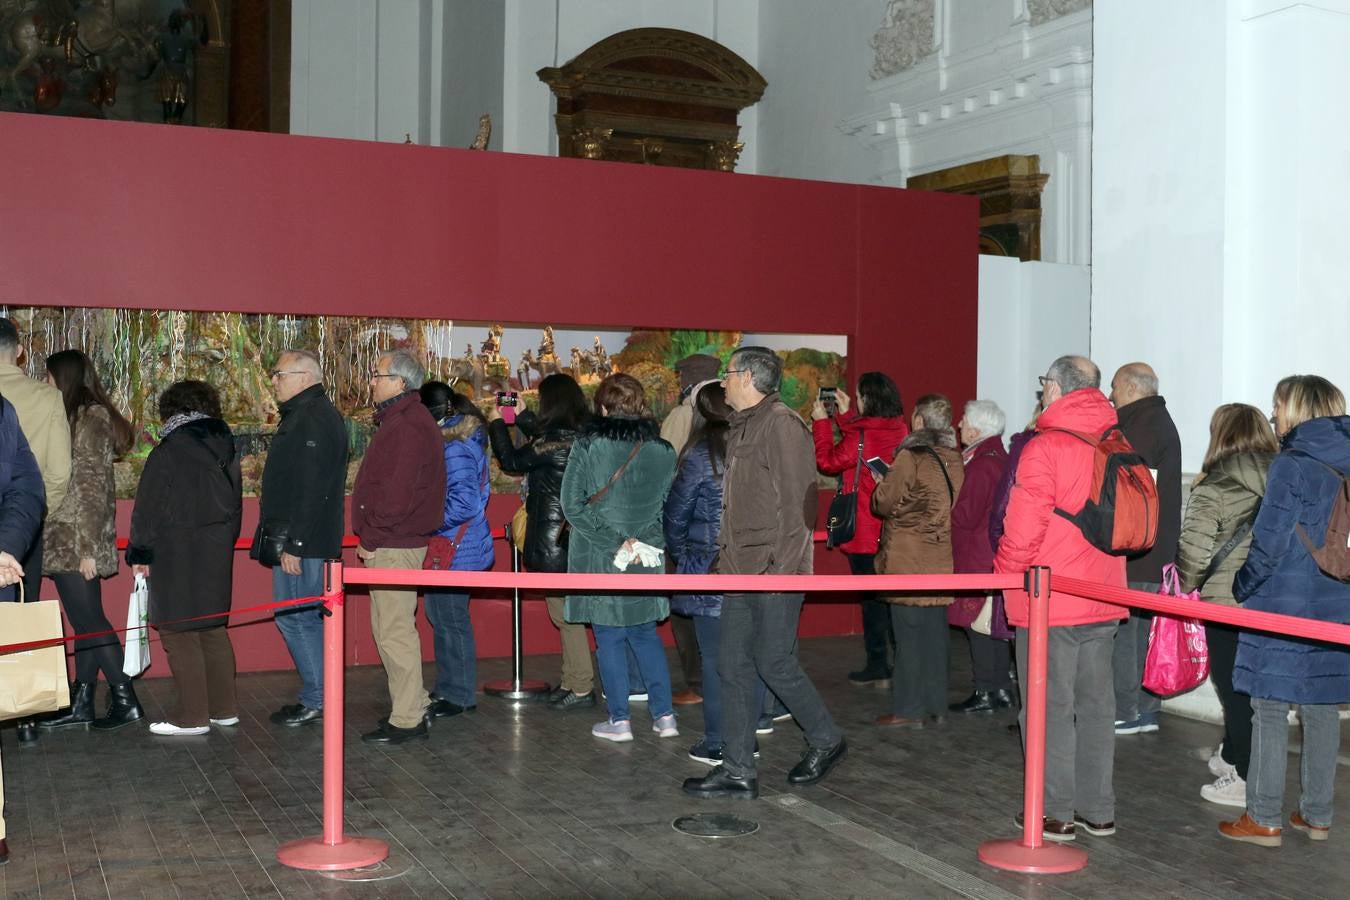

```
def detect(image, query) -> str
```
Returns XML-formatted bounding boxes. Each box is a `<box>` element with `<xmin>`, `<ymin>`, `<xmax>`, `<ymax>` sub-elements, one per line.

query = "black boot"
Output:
<box><xmin>91</xmin><ymin>680</ymin><xmax>144</xmax><ymax>731</ymax></box>
<box><xmin>39</xmin><ymin>681</ymin><xmax>95</xmax><ymax>729</ymax></box>
<box><xmin>16</xmin><ymin>720</ymin><xmax>38</xmax><ymax>745</ymax></box>
<box><xmin>949</xmin><ymin>690</ymin><xmax>995</xmax><ymax>713</ymax></box>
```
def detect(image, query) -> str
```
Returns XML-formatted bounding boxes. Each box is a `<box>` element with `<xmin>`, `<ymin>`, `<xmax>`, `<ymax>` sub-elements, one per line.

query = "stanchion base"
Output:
<box><xmin>978</xmin><ymin>838</ymin><xmax>1088</xmax><ymax>874</ymax></box>
<box><xmin>483</xmin><ymin>678</ymin><xmax>551</xmax><ymax>700</ymax></box>
<box><xmin>277</xmin><ymin>835</ymin><xmax>390</xmax><ymax>871</ymax></box>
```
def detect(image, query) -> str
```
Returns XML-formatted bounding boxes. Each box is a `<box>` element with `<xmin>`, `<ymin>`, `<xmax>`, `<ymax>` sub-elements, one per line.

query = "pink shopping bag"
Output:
<box><xmin>1142</xmin><ymin>564</ymin><xmax>1210</xmax><ymax>696</ymax></box>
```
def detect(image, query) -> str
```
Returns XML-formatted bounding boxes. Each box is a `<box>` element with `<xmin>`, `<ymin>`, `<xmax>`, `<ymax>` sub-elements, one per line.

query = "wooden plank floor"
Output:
<box><xmin>3</xmin><ymin>633</ymin><xmax>1348</xmax><ymax>899</ymax></box>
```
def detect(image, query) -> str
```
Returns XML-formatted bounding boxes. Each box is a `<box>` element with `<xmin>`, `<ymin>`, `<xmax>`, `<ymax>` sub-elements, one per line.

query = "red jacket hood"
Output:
<box><xmin>1036</xmin><ymin>388</ymin><xmax>1118</xmax><ymax>437</ymax></box>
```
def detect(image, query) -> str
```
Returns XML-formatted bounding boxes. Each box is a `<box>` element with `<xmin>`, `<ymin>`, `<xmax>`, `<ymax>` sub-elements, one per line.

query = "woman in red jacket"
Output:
<box><xmin>812</xmin><ymin>372</ymin><xmax>909</xmax><ymax>684</ymax></box>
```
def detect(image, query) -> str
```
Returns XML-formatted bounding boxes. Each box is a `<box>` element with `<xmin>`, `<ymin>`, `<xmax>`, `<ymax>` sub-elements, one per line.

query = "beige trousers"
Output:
<box><xmin>368</xmin><ymin>546</ymin><xmax>429</xmax><ymax>729</ymax></box>
<box><xmin>546</xmin><ymin>594</ymin><xmax>593</xmax><ymax>695</ymax></box>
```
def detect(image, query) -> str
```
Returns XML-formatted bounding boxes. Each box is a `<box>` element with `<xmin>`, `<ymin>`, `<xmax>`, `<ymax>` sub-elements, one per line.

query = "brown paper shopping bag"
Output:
<box><xmin>0</xmin><ymin>584</ymin><xmax>70</xmax><ymax>720</ymax></box>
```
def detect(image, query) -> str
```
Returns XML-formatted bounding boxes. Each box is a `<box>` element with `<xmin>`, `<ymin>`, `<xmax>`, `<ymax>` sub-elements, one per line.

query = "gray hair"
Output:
<box><xmin>381</xmin><ymin>349</ymin><xmax>425</xmax><ymax>392</ymax></box>
<box><xmin>1046</xmin><ymin>355</ymin><xmax>1100</xmax><ymax>394</ymax></box>
<box><xmin>730</xmin><ymin>346</ymin><xmax>781</xmax><ymax>395</ymax></box>
<box><xmin>280</xmin><ymin>348</ymin><xmax>323</xmax><ymax>382</ymax></box>
<box><xmin>1117</xmin><ymin>362</ymin><xmax>1159</xmax><ymax>397</ymax></box>
<box><xmin>913</xmin><ymin>393</ymin><xmax>952</xmax><ymax>431</ymax></box>
<box><xmin>962</xmin><ymin>399</ymin><xmax>1006</xmax><ymax>440</ymax></box>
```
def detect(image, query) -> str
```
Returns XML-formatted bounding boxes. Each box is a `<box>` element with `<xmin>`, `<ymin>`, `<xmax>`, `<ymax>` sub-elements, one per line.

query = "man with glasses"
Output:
<box><xmin>996</xmin><ymin>355</ymin><xmax>1128</xmax><ymax>842</ymax></box>
<box><xmin>258</xmin><ymin>350</ymin><xmax>348</xmax><ymax>728</ymax></box>
<box><xmin>683</xmin><ymin>347</ymin><xmax>846</xmax><ymax>800</ymax></box>
<box><xmin>352</xmin><ymin>349</ymin><xmax>446</xmax><ymax>744</ymax></box>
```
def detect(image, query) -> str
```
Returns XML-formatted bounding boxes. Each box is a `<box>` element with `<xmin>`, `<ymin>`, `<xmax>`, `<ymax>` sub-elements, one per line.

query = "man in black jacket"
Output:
<box><xmin>1109</xmin><ymin>362</ymin><xmax>1182</xmax><ymax>735</ymax></box>
<box><xmin>260</xmin><ymin>350</ymin><xmax>349</xmax><ymax>727</ymax></box>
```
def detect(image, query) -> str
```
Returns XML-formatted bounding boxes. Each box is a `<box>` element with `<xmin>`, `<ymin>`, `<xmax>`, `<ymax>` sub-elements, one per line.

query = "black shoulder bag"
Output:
<box><xmin>826</xmin><ymin>431</ymin><xmax>864</xmax><ymax>548</ymax></box>
<box><xmin>1196</xmin><ymin>511</ymin><xmax>1258</xmax><ymax>591</ymax></box>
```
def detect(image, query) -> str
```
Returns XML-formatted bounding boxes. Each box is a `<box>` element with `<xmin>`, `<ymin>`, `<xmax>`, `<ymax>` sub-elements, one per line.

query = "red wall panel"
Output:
<box><xmin>0</xmin><ymin>112</ymin><xmax>978</xmax><ymax>678</ymax></box>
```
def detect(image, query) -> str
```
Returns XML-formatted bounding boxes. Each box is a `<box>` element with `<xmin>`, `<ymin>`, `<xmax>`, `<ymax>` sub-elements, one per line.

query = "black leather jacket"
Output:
<box><xmin>487</xmin><ymin>418</ymin><xmax>579</xmax><ymax>573</ymax></box>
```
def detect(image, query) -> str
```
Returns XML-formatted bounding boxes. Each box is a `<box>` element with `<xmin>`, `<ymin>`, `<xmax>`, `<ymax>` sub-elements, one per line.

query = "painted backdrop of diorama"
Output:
<box><xmin>4</xmin><ymin>307</ymin><xmax>846</xmax><ymax>497</ymax></box>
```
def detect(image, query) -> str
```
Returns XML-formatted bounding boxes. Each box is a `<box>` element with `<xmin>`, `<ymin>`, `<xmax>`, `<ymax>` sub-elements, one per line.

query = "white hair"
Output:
<box><xmin>962</xmin><ymin>399</ymin><xmax>1006</xmax><ymax>441</ymax></box>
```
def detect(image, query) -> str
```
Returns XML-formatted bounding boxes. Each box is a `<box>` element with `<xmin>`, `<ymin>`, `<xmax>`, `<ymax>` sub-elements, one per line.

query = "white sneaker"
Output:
<box><xmin>629</xmin><ymin>693</ymin><xmax>649</xmax><ymax>703</ymax></box>
<box><xmin>149</xmin><ymin>721</ymin><xmax>210</xmax><ymax>737</ymax></box>
<box><xmin>210</xmin><ymin>716</ymin><xmax>240</xmax><ymax>726</ymax></box>
<box><xmin>1208</xmin><ymin>748</ymin><xmax>1236</xmax><ymax>780</ymax></box>
<box><xmin>1201</xmin><ymin>771</ymin><xmax>1247</xmax><ymax>808</ymax></box>
<box><xmin>652</xmin><ymin>713</ymin><xmax>679</xmax><ymax>738</ymax></box>
<box><xmin>591</xmin><ymin>719</ymin><xmax>634</xmax><ymax>742</ymax></box>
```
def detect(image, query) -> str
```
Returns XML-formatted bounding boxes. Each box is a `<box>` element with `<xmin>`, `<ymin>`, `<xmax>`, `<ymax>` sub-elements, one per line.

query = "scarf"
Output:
<box><xmin>161</xmin><ymin>411</ymin><xmax>209</xmax><ymax>437</ymax></box>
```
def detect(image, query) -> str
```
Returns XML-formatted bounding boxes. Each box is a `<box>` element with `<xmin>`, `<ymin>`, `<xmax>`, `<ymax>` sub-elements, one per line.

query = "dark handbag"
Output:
<box><xmin>250</xmin><ymin>520</ymin><xmax>289</xmax><ymax>568</ymax></box>
<box><xmin>826</xmin><ymin>431</ymin><xmax>865</xmax><ymax>549</ymax></box>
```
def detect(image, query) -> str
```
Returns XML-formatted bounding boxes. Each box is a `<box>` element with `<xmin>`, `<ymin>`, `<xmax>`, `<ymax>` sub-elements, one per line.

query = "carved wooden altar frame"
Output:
<box><xmin>537</xmin><ymin>28</ymin><xmax>766</xmax><ymax>171</ymax></box>
<box><xmin>907</xmin><ymin>155</ymin><xmax>1050</xmax><ymax>261</ymax></box>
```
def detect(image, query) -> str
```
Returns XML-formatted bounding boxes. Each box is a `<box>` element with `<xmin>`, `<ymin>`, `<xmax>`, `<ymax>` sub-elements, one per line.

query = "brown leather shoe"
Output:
<box><xmin>1015</xmin><ymin>812</ymin><xmax>1076</xmax><ymax>842</ymax></box>
<box><xmin>671</xmin><ymin>690</ymin><xmax>703</xmax><ymax>706</ymax></box>
<box><xmin>1290</xmin><ymin>811</ymin><xmax>1330</xmax><ymax>841</ymax></box>
<box><xmin>874</xmin><ymin>713</ymin><xmax>925</xmax><ymax>728</ymax></box>
<box><xmin>1218</xmin><ymin>813</ymin><xmax>1282</xmax><ymax>847</ymax></box>
<box><xmin>1073</xmin><ymin>814</ymin><xmax>1116</xmax><ymax>836</ymax></box>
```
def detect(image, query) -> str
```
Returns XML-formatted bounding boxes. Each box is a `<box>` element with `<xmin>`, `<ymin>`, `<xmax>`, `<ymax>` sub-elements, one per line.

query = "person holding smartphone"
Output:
<box><xmin>811</xmin><ymin>372</ymin><xmax>909</xmax><ymax>686</ymax></box>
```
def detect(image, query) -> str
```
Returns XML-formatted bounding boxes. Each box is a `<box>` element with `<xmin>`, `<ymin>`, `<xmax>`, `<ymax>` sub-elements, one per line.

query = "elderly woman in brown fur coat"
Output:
<box><xmin>871</xmin><ymin>393</ymin><xmax>964</xmax><ymax>729</ymax></box>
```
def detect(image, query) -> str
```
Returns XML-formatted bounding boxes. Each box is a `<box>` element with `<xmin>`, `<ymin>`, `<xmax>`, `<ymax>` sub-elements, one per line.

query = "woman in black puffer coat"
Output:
<box><xmin>487</xmin><ymin>373</ymin><xmax>594</xmax><ymax>710</ymax></box>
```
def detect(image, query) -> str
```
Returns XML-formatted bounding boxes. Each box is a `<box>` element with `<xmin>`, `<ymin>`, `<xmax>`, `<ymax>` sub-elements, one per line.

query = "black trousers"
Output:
<box><xmin>890</xmin><ymin>605</ymin><xmax>949</xmax><ymax>717</ymax></box>
<box><xmin>969</xmin><ymin>629</ymin><xmax>1013</xmax><ymax>692</ymax></box>
<box><xmin>19</xmin><ymin>528</ymin><xmax>42</xmax><ymax>602</ymax></box>
<box><xmin>847</xmin><ymin>552</ymin><xmax>893</xmax><ymax>671</ymax></box>
<box><xmin>1206</xmin><ymin>622</ymin><xmax>1252</xmax><ymax>780</ymax></box>
<box><xmin>670</xmin><ymin>612</ymin><xmax>702</xmax><ymax>693</ymax></box>
<box><xmin>51</xmin><ymin>571</ymin><xmax>127</xmax><ymax>685</ymax></box>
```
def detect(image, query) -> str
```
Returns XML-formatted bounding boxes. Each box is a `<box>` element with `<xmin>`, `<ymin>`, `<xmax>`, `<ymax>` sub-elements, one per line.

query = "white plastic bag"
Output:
<box><xmin>122</xmin><ymin>573</ymin><xmax>151</xmax><ymax>678</ymax></box>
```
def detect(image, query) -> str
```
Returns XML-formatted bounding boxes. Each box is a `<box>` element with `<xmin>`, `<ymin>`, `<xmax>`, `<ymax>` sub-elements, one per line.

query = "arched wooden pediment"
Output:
<box><xmin>538</xmin><ymin>28</ymin><xmax>766</xmax><ymax>171</ymax></box>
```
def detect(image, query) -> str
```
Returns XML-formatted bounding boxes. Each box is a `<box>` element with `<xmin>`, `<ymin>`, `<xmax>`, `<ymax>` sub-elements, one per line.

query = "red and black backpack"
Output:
<box><xmin>1045</xmin><ymin>426</ymin><xmax>1159</xmax><ymax>556</ymax></box>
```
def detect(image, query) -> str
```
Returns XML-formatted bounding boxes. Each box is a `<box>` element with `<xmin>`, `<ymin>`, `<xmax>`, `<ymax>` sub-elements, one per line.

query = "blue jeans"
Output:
<box><xmin>1248</xmin><ymin>698</ymin><xmax>1340</xmax><ymax>828</ymax></box>
<box><xmin>272</xmin><ymin>558</ymin><xmax>326</xmax><ymax>710</ymax></box>
<box><xmin>627</xmin><ymin>645</ymin><xmax>647</xmax><ymax>692</ymax></box>
<box><xmin>593</xmin><ymin>621</ymin><xmax>672</xmax><ymax>722</ymax></box>
<box><xmin>425</xmin><ymin>591</ymin><xmax>476</xmax><ymax>707</ymax></box>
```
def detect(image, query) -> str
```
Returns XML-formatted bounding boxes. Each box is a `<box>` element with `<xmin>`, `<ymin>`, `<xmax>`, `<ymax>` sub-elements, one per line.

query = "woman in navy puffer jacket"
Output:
<box><xmin>664</xmin><ymin>383</ymin><xmax>735</xmax><ymax>765</ymax></box>
<box><xmin>1220</xmin><ymin>375</ymin><xmax>1350</xmax><ymax>847</ymax></box>
<box><xmin>420</xmin><ymin>383</ymin><xmax>494</xmax><ymax>719</ymax></box>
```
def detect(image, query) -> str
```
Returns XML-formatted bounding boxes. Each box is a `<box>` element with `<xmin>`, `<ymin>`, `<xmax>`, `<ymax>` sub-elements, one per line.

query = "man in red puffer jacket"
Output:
<box><xmin>994</xmin><ymin>355</ymin><xmax>1127</xmax><ymax>843</ymax></box>
<box><xmin>812</xmin><ymin>372</ymin><xmax>910</xmax><ymax>685</ymax></box>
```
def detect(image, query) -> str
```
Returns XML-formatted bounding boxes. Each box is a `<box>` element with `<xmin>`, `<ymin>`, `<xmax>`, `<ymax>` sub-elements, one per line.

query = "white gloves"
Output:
<box><xmin>613</xmin><ymin>540</ymin><xmax>664</xmax><ymax>570</ymax></box>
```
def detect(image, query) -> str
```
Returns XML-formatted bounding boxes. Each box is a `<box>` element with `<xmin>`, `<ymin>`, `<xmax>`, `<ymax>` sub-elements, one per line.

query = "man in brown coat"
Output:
<box><xmin>352</xmin><ymin>349</ymin><xmax>446</xmax><ymax>745</ymax></box>
<box><xmin>683</xmin><ymin>346</ymin><xmax>845</xmax><ymax>800</ymax></box>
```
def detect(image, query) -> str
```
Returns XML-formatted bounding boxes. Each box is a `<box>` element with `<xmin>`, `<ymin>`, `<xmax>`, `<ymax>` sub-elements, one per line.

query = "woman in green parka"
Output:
<box><xmin>561</xmin><ymin>373</ymin><xmax>678</xmax><ymax>744</ymax></box>
<box><xmin>1176</xmin><ymin>403</ymin><xmax>1278</xmax><ymax>809</ymax></box>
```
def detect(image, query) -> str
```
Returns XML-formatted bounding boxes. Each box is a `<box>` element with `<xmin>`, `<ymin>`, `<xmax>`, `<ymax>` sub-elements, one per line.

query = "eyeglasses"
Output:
<box><xmin>1037</xmin><ymin>376</ymin><xmax>1055</xmax><ymax>388</ymax></box>
<box><xmin>368</xmin><ymin>372</ymin><xmax>402</xmax><ymax>380</ymax></box>
<box><xmin>268</xmin><ymin>370</ymin><xmax>307</xmax><ymax>380</ymax></box>
<box><xmin>722</xmin><ymin>368</ymin><xmax>749</xmax><ymax>379</ymax></box>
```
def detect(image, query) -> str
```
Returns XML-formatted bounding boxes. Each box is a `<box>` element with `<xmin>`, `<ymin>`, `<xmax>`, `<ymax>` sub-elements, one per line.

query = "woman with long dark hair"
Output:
<box><xmin>812</xmin><ymin>371</ymin><xmax>910</xmax><ymax>685</ymax></box>
<box><xmin>39</xmin><ymin>349</ymin><xmax>143</xmax><ymax>732</ymax></box>
<box><xmin>419</xmin><ymin>382</ymin><xmax>494</xmax><ymax>719</ymax></box>
<box><xmin>664</xmin><ymin>383</ymin><xmax>733</xmax><ymax>763</ymax></box>
<box><xmin>487</xmin><ymin>373</ymin><xmax>596</xmax><ymax>710</ymax></box>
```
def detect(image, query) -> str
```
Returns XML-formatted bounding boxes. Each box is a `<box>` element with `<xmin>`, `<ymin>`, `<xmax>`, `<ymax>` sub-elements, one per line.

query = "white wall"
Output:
<box><xmin>755</xmin><ymin>0</ymin><xmax>881</xmax><ymax>184</ymax></box>
<box><xmin>434</xmin><ymin>1</ymin><xmax>505</xmax><ymax>149</ymax></box>
<box><xmin>1092</xmin><ymin>0</ymin><xmax>1350</xmax><ymax>472</ymax></box>
<box><xmin>977</xmin><ymin>256</ymin><xmax>1090</xmax><ymax>432</ymax></box>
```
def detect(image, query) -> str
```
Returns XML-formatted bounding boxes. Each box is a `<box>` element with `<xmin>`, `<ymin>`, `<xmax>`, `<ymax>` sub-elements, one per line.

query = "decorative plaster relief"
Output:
<box><xmin>870</xmin><ymin>0</ymin><xmax>936</xmax><ymax>80</ymax></box>
<box><xmin>1029</xmin><ymin>0</ymin><xmax>1091</xmax><ymax>27</ymax></box>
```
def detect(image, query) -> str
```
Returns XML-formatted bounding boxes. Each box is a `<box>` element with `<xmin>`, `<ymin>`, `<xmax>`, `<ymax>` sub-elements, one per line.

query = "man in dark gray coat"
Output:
<box><xmin>1109</xmin><ymin>362</ymin><xmax>1182</xmax><ymax>735</ymax></box>
<box><xmin>683</xmin><ymin>346</ymin><xmax>845</xmax><ymax>800</ymax></box>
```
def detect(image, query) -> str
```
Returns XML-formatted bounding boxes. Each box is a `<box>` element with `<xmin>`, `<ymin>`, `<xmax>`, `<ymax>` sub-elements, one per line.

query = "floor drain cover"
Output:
<box><xmin>673</xmin><ymin>813</ymin><xmax>760</xmax><ymax>838</ymax></box>
<box><xmin>316</xmin><ymin>858</ymin><xmax>414</xmax><ymax>883</ymax></box>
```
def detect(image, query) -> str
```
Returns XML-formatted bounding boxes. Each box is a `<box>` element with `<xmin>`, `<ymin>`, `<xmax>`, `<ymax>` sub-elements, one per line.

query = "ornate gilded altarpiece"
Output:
<box><xmin>906</xmin><ymin>154</ymin><xmax>1049</xmax><ymax>261</ymax></box>
<box><xmin>538</xmin><ymin>28</ymin><xmax>765</xmax><ymax>171</ymax></box>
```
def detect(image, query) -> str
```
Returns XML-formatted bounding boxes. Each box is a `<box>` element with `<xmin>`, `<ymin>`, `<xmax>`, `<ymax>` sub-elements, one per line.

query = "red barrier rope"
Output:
<box><xmin>1052</xmin><ymin>575</ymin><xmax>1350</xmax><ymax>647</ymax></box>
<box><xmin>0</xmin><ymin>593</ymin><xmax>326</xmax><ymax>656</ymax></box>
<box><xmin>341</xmin><ymin>569</ymin><xmax>1025</xmax><ymax>593</ymax></box>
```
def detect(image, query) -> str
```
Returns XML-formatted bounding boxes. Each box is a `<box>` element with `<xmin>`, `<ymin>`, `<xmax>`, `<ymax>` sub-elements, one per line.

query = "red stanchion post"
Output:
<box><xmin>277</xmin><ymin>560</ymin><xmax>390</xmax><ymax>871</ymax></box>
<box><xmin>483</xmin><ymin>522</ymin><xmax>551</xmax><ymax>700</ymax></box>
<box><xmin>979</xmin><ymin>566</ymin><xmax>1087</xmax><ymax>874</ymax></box>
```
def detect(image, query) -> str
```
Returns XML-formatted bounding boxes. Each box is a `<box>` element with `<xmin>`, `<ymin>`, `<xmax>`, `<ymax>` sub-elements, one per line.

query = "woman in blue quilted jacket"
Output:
<box><xmin>1219</xmin><ymin>375</ymin><xmax>1350</xmax><ymax>847</ymax></box>
<box><xmin>664</xmin><ymin>383</ymin><xmax>765</xmax><ymax>765</ymax></box>
<box><xmin>419</xmin><ymin>383</ymin><xmax>495</xmax><ymax>719</ymax></box>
